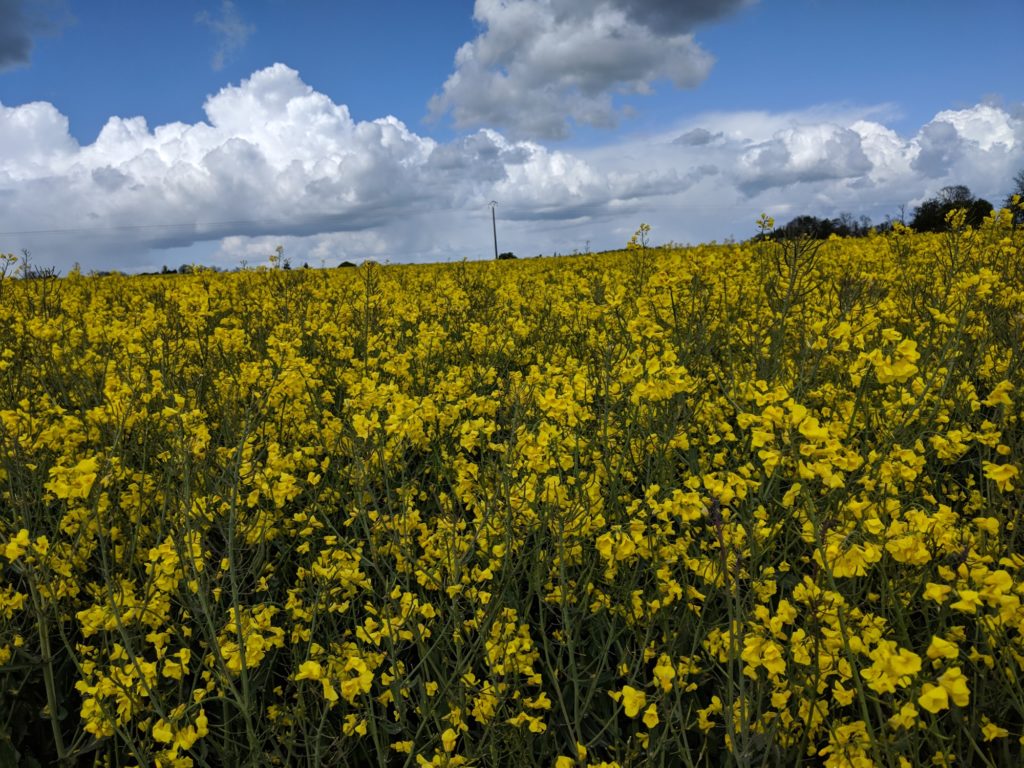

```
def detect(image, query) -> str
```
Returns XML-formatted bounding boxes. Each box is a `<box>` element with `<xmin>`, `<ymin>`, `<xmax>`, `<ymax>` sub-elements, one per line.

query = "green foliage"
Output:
<box><xmin>911</xmin><ymin>186</ymin><xmax>993</xmax><ymax>233</ymax></box>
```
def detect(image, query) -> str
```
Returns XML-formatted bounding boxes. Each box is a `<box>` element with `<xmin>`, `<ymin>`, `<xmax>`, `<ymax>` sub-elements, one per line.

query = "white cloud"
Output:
<box><xmin>848</xmin><ymin>120</ymin><xmax>909</xmax><ymax>185</ymax></box>
<box><xmin>196</xmin><ymin>0</ymin><xmax>254</xmax><ymax>71</ymax></box>
<box><xmin>735</xmin><ymin>124</ymin><xmax>873</xmax><ymax>195</ymax></box>
<box><xmin>568</xmin><ymin>102</ymin><xmax>1023</xmax><ymax>243</ymax></box>
<box><xmin>1</xmin><ymin>62</ymin><xmax>1021</xmax><ymax>272</ymax></box>
<box><xmin>0</xmin><ymin>64</ymin><xmax>676</xmax><ymax>271</ymax></box>
<box><xmin>0</xmin><ymin>99</ymin><xmax>77</xmax><ymax>175</ymax></box>
<box><xmin>932</xmin><ymin>104</ymin><xmax>1018</xmax><ymax>151</ymax></box>
<box><xmin>429</xmin><ymin>0</ymin><xmax>752</xmax><ymax>139</ymax></box>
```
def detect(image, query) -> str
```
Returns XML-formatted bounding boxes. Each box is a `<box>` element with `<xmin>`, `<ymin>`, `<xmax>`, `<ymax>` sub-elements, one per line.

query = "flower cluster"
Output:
<box><xmin>0</xmin><ymin>208</ymin><xmax>1022</xmax><ymax>766</ymax></box>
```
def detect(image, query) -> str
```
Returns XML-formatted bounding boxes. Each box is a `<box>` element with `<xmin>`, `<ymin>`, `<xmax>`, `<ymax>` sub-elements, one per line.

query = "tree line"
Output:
<box><xmin>765</xmin><ymin>169</ymin><xmax>1024</xmax><ymax>241</ymax></box>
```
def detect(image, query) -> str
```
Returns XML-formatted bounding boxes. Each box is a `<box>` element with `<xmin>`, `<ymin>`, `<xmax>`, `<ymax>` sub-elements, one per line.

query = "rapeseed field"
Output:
<box><xmin>1</xmin><ymin>208</ymin><xmax>1023</xmax><ymax>766</ymax></box>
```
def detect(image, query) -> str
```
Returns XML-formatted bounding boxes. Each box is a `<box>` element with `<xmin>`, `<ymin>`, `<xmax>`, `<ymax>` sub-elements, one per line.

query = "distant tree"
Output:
<box><xmin>338</xmin><ymin>261</ymin><xmax>357</xmax><ymax>268</ymax></box>
<box><xmin>497</xmin><ymin>251</ymin><xmax>517</xmax><ymax>260</ymax></box>
<box><xmin>772</xmin><ymin>213</ymin><xmax>873</xmax><ymax>241</ymax></box>
<box><xmin>776</xmin><ymin>215</ymin><xmax>828</xmax><ymax>239</ymax></box>
<box><xmin>911</xmin><ymin>185</ymin><xmax>993</xmax><ymax>232</ymax></box>
<box><xmin>1003</xmin><ymin>168</ymin><xmax>1024</xmax><ymax>227</ymax></box>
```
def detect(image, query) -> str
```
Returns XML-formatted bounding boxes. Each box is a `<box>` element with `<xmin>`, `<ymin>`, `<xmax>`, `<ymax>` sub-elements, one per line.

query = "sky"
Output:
<box><xmin>1</xmin><ymin>0</ymin><xmax>1022</xmax><ymax>273</ymax></box>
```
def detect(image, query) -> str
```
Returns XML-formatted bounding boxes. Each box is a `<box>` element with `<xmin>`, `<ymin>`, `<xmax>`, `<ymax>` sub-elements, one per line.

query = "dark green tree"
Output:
<box><xmin>1003</xmin><ymin>168</ymin><xmax>1024</xmax><ymax>227</ymax></box>
<box><xmin>910</xmin><ymin>185</ymin><xmax>993</xmax><ymax>232</ymax></box>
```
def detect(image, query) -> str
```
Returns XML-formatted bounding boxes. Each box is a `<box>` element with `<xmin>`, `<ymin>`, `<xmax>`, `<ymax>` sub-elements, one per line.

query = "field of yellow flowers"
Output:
<box><xmin>1</xmin><ymin>209</ymin><xmax>1023</xmax><ymax>767</ymax></box>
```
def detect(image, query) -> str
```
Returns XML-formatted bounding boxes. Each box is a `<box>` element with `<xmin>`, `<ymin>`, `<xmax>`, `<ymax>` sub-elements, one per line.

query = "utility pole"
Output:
<box><xmin>489</xmin><ymin>201</ymin><xmax>498</xmax><ymax>259</ymax></box>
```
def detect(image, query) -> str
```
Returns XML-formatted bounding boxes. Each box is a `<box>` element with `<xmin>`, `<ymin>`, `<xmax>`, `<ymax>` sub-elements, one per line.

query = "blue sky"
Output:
<box><xmin>1</xmin><ymin>0</ymin><xmax>1022</xmax><ymax>271</ymax></box>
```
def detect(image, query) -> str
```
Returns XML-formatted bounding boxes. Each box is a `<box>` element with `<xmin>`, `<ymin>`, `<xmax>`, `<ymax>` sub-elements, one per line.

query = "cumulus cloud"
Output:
<box><xmin>0</xmin><ymin>64</ymin><xmax>676</xmax><ymax>271</ymax></box>
<box><xmin>736</xmin><ymin>124</ymin><xmax>874</xmax><ymax>195</ymax></box>
<box><xmin>196</xmin><ymin>0</ymin><xmax>254</xmax><ymax>71</ymax></box>
<box><xmin>910</xmin><ymin>120</ymin><xmax>962</xmax><ymax>178</ymax></box>
<box><xmin>429</xmin><ymin>0</ymin><xmax>752</xmax><ymax>139</ymax></box>
<box><xmin>569</xmin><ymin>102</ymin><xmax>1024</xmax><ymax>245</ymax></box>
<box><xmin>932</xmin><ymin>104</ymin><xmax>1019</xmax><ymax>151</ymax></box>
<box><xmin>1</xmin><ymin>61</ymin><xmax>1021</xmax><ymax>272</ymax></box>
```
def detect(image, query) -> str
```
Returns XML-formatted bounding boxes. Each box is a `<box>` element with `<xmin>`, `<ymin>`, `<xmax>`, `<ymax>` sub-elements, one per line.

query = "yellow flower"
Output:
<box><xmin>441</xmin><ymin>727</ymin><xmax>457</xmax><ymax>753</ymax></box>
<box><xmin>863</xmin><ymin>643</ymin><xmax>921</xmax><ymax>693</ymax></box>
<box><xmin>195</xmin><ymin>710</ymin><xmax>208</xmax><ymax>737</ymax></box>
<box><xmin>949</xmin><ymin>589</ymin><xmax>982</xmax><ymax>614</ymax></box>
<box><xmin>925</xmin><ymin>637</ymin><xmax>958</xmax><ymax>661</ymax></box>
<box><xmin>832</xmin><ymin>681</ymin><xmax>855</xmax><ymax>706</ymax></box>
<box><xmin>342</xmin><ymin>714</ymin><xmax>367</xmax><ymax>736</ymax></box>
<box><xmin>982</xmin><ymin>461</ymin><xmax>1019</xmax><ymax>492</ymax></box>
<box><xmin>982</xmin><ymin>381</ymin><xmax>1013</xmax><ymax>407</ymax></box>
<box><xmin>152</xmin><ymin>718</ymin><xmax>174</xmax><ymax>743</ymax></box>
<box><xmin>3</xmin><ymin>529</ymin><xmax>30</xmax><ymax>562</ymax></box>
<box><xmin>320</xmin><ymin>678</ymin><xmax>339</xmax><ymax>703</ymax></box>
<box><xmin>918</xmin><ymin>683</ymin><xmax>949</xmax><ymax>714</ymax></box>
<box><xmin>923</xmin><ymin>583</ymin><xmax>952</xmax><ymax>603</ymax></box>
<box><xmin>697</xmin><ymin>696</ymin><xmax>722</xmax><ymax>732</ymax></box>
<box><xmin>525</xmin><ymin>692</ymin><xmax>552</xmax><ymax>710</ymax></box>
<box><xmin>642</xmin><ymin>704</ymin><xmax>659</xmax><ymax>729</ymax></box>
<box><xmin>889</xmin><ymin>650</ymin><xmax>922</xmax><ymax>676</ymax></box>
<box><xmin>295</xmin><ymin>660</ymin><xmax>323</xmax><ymax>681</ymax></box>
<box><xmin>741</xmin><ymin>635</ymin><xmax>786</xmax><ymax>677</ymax></box>
<box><xmin>937</xmin><ymin>667</ymin><xmax>970</xmax><ymax>707</ymax></box>
<box><xmin>652</xmin><ymin>655</ymin><xmax>675</xmax><ymax>692</ymax></box>
<box><xmin>887</xmin><ymin>702</ymin><xmax>919</xmax><ymax>730</ymax></box>
<box><xmin>981</xmin><ymin>717</ymin><xmax>1009</xmax><ymax>741</ymax></box>
<box><xmin>609</xmin><ymin>685</ymin><xmax>646</xmax><ymax>718</ymax></box>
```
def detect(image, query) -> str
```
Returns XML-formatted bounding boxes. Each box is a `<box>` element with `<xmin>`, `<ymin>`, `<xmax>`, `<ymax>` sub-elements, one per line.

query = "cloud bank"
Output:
<box><xmin>0</xmin><ymin>64</ymin><xmax>1021</xmax><ymax>272</ymax></box>
<box><xmin>0</xmin><ymin>64</ymin><xmax>678</xmax><ymax>270</ymax></box>
<box><xmin>577</xmin><ymin>102</ymin><xmax>1023</xmax><ymax>243</ymax></box>
<box><xmin>429</xmin><ymin>0</ymin><xmax>753</xmax><ymax>139</ymax></box>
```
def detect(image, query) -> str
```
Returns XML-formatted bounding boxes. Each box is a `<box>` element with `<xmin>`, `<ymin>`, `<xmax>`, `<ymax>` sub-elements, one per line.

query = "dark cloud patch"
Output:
<box><xmin>911</xmin><ymin>120</ymin><xmax>962</xmax><ymax>178</ymax></box>
<box><xmin>613</xmin><ymin>0</ymin><xmax>754</xmax><ymax>33</ymax></box>
<box><xmin>674</xmin><ymin>127</ymin><xmax>723</xmax><ymax>145</ymax></box>
<box><xmin>91</xmin><ymin>166</ymin><xmax>129</xmax><ymax>192</ymax></box>
<box><xmin>0</xmin><ymin>0</ymin><xmax>32</xmax><ymax>70</ymax></box>
<box><xmin>0</xmin><ymin>0</ymin><xmax>71</xmax><ymax>71</ymax></box>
